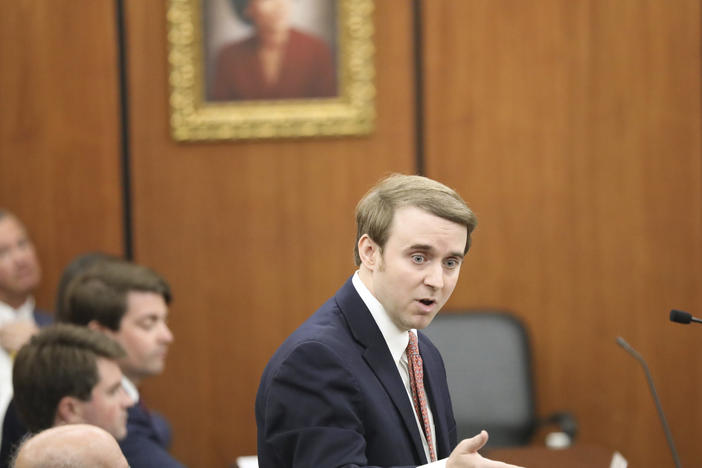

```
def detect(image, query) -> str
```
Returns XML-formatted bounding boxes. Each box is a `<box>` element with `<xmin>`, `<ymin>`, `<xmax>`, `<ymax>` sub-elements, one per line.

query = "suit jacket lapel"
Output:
<box><xmin>335</xmin><ymin>277</ymin><xmax>428</xmax><ymax>464</ymax></box>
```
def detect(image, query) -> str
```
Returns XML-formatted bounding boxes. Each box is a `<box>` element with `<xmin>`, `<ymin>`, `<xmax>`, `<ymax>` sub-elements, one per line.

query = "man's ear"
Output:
<box><xmin>357</xmin><ymin>234</ymin><xmax>380</xmax><ymax>270</ymax></box>
<box><xmin>55</xmin><ymin>396</ymin><xmax>82</xmax><ymax>425</ymax></box>
<box><xmin>87</xmin><ymin>320</ymin><xmax>113</xmax><ymax>336</ymax></box>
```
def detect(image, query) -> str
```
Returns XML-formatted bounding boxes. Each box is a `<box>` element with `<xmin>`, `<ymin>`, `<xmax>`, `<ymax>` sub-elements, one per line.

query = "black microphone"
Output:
<box><xmin>616</xmin><ymin>337</ymin><xmax>682</xmax><ymax>468</ymax></box>
<box><xmin>670</xmin><ymin>309</ymin><xmax>702</xmax><ymax>325</ymax></box>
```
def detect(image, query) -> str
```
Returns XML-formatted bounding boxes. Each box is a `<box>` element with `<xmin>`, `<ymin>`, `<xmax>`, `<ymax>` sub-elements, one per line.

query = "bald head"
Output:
<box><xmin>12</xmin><ymin>424</ymin><xmax>129</xmax><ymax>468</ymax></box>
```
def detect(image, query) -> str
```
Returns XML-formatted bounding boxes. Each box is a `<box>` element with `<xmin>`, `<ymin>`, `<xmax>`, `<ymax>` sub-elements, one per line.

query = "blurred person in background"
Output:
<box><xmin>10</xmin><ymin>424</ymin><xmax>129</xmax><ymax>468</ymax></box>
<box><xmin>0</xmin><ymin>211</ymin><xmax>51</xmax><ymax>447</ymax></box>
<box><xmin>1</xmin><ymin>251</ymin><xmax>120</xmax><ymax>463</ymax></box>
<box><xmin>61</xmin><ymin>259</ymin><xmax>184</xmax><ymax>468</ymax></box>
<box><xmin>0</xmin><ymin>324</ymin><xmax>132</xmax><ymax>467</ymax></box>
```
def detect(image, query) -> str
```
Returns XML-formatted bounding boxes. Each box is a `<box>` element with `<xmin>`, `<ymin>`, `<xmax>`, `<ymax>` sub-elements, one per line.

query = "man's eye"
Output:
<box><xmin>139</xmin><ymin>319</ymin><xmax>157</xmax><ymax>330</ymax></box>
<box><xmin>411</xmin><ymin>255</ymin><xmax>425</xmax><ymax>264</ymax></box>
<box><xmin>445</xmin><ymin>258</ymin><xmax>460</xmax><ymax>269</ymax></box>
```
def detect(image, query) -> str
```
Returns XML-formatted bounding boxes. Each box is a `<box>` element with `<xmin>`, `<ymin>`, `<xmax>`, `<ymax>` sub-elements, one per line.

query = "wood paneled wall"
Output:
<box><xmin>2</xmin><ymin>0</ymin><xmax>702</xmax><ymax>466</ymax></box>
<box><xmin>0</xmin><ymin>0</ymin><xmax>124</xmax><ymax>308</ymax></box>
<box><xmin>423</xmin><ymin>1</ymin><xmax>702</xmax><ymax>466</ymax></box>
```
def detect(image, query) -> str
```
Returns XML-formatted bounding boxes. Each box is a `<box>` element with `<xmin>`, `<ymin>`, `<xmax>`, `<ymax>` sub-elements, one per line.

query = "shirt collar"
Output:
<box><xmin>352</xmin><ymin>271</ymin><xmax>414</xmax><ymax>365</ymax></box>
<box><xmin>0</xmin><ymin>296</ymin><xmax>35</xmax><ymax>326</ymax></box>
<box><xmin>122</xmin><ymin>376</ymin><xmax>140</xmax><ymax>402</ymax></box>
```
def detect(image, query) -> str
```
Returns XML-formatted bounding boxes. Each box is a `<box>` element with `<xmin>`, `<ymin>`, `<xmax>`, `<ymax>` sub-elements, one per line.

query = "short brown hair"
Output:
<box><xmin>12</xmin><ymin>324</ymin><xmax>126</xmax><ymax>433</ymax></box>
<box><xmin>54</xmin><ymin>252</ymin><xmax>120</xmax><ymax>320</ymax></box>
<box><xmin>0</xmin><ymin>209</ymin><xmax>24</xmax><ymax>225</ymax></box>
<box><xmin>60</xmin><ymin>259</ymin><xmax>171</xmax><ymax>331</ymax></box>
<box><xmin>354</xmin><ymin>174</ymin><xmax>477</xmax><ymax>266</ymax></box>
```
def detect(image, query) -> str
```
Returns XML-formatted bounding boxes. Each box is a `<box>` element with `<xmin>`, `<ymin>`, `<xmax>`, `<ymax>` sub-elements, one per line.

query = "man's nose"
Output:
<box><xmin>424</xmin><ymin>262</ymin><xmax>444</xmax><ymax>289</ymax></box>
<box><xmin>11</xmin><ymin>247</ymin><xmax>30</xmax><ymax>265</ymax></box>
<box><xmin>159</xmin><ymin>323</ymin><xmax>174</xmax><ymax>344</ymax></box>
<box><xmin>121</xmin><ymin>388</ymin><xmax>135</xmax><ymax>408</ymax></box>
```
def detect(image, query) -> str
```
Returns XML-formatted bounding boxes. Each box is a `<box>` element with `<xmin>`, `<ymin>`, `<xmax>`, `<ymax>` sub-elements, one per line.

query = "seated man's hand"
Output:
<box><xmin>0</xmin><ymin>320</ymin><xmax>39</xmax><ymax>354</ymax></box>
<box><xmin>447</xmin><ymin>431</ymin><xmax>525</xmax><ymax>468</ymax></box>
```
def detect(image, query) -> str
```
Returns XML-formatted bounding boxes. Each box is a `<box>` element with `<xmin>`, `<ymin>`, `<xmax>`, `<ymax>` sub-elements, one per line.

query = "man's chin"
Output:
<box><xmin>147</xmin><ymin>361</ymin><xmax>166</xmax><ymax>375</ymax></box>
<box><xmin>131</xmin><ymin>363</ymin><xmax>166</xmax><ymax>380</ymax></box>
<box><xmin>9</xmin><ymin>281</ymin><xmax>39</xmax><ymax>298</ymax></box>
<box><xmin>411</xmin><ymin>314</ymin><xmax>438</xmax><ymax>330</ymax></box>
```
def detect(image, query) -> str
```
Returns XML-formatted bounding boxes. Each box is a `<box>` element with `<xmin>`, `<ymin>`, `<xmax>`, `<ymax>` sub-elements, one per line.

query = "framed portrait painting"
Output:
<box><xmin>167</xmin><ymin>0</ymin><xmax>375</xmax><ymax>141</ymax></box>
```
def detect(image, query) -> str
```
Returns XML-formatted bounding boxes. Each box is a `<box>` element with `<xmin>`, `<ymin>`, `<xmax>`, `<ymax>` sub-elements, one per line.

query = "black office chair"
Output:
<box><xmin>422</xmin><ymin>310</ymin><xmax>577</xmax><ymax>449</ymax></box>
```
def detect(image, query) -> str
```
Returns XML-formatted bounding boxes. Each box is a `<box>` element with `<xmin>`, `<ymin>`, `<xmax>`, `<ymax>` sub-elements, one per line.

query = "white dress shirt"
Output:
<box><xmin>122</xmin><ymin>375</ymin><xmax>140</xmax><ymax>403</ymax></box>
<box><xmin>352</xmin><ymin>272</ymin><xmax>447</xmax><ymax>467</ymax></box>
<box><xmin>0</xmin><ymin>297</ymin><xmax>36</xmax><ymax>446</ymax></box>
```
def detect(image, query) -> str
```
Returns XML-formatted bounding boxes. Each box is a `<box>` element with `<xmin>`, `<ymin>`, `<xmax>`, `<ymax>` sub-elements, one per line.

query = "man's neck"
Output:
<box><xmin>121</xmin><ymin>376</ymin><xmax>140</xmax><ymax>402</ymax></box>
<box><xmin>357</xmin><ymin>267</ymin><xmax>375</xmax><ymax>297</ymax></box>
<box><xmin>0</xmin><ymin>293</ymin><xmax>31</xmax><ymax>310</ymax></box>
<box><xmin>126</xmin><ymin>374</ymin><xmax>142</xmax><ymax>387</ymax></box>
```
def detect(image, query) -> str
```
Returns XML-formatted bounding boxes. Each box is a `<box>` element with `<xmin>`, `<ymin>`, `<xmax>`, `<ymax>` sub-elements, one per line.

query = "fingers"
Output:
<box><xmin>456</xmin><ymin>430</ymin><xmax>489</xmax><ymax>453</ymax></box>
<box><xmin>448</xmin><ymin>432</ymin><xmax>526</xmax><ymax>468</ymax></box>
<box><xmin>0</xmin><ymin>320</ymin><xmax>39</xmax><ymax>353</ymax></box>
<box><xmin>486</xmin><ymin>462</ymin><xmax>525</xmax><ymax>468</ymax></box>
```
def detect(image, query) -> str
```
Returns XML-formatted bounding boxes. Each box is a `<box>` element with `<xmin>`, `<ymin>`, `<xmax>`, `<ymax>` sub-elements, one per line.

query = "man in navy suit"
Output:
<box><xmin>256</xmin><ymin>174</ymin><xmax>522</xmax><ymax>467</ymax></box>
<box><xmin>12</xmin><ymin>324</ymin><xmax>133</xmax><ymax>439</ymax></box>
<box><xmin>61</xmin><ymin>259</ymin><xmax>185</xmax><ymax>468</ymax></box>
<box><xmin>0</xmin><ymin>210</ymin><xmax>51</xmax><ymax>447</ymax></box>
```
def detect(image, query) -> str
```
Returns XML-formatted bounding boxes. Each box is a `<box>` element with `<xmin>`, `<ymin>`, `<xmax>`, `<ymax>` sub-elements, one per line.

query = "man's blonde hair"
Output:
<box><xmin>354</xmin><ymin>174</ymin><xmax>477</xmax><ymax>266</ymax></box>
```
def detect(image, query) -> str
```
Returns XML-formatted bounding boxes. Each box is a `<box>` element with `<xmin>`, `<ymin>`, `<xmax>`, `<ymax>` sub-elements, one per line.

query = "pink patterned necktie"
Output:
<box><xmin>406</xmin><ymin>331</ymin><xmax>437</xmax><ymax>462</ymax></box>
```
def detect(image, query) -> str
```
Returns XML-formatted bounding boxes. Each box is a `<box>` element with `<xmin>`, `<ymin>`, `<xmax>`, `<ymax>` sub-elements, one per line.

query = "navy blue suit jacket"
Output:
<box><xmin>32</xmin><ymin>309</ymin><xmax>52</xmax><ymax>328</ymax></box>
<box><xmin>119</xmin><ymin>402</ymin><xmax>186</xmax><ymax>468</ymax></box>
<box><xmin>256</xmin><ymin>276</ymin><xmax>457</xmax><ymax>468</ymax></box>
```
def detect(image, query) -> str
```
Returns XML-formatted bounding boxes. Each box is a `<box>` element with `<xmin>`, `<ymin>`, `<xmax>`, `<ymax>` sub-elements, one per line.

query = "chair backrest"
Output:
<box><xmin>422</xmin><ymin>310</ymin><xmax>536</xmax><ymax>448</ymax></box>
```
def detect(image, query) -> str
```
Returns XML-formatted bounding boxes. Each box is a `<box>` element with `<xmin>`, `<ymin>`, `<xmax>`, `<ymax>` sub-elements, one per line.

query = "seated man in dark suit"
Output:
<box><xmin>61</xmin><ymin>259</ymin><xmax>185</xmax><ymax>468</ymax></box>
<box><xmin>8</xmin><ymin>324</ymin><xmax>132</xmax><ymax>452</ymax></box>
<box><xmin>1</xmin><ymin>324</ymin><xmax>132</xmax><ymax>466</ymax></box>
<box><xmin>256</xmin><ymin>174</ymin><xmax>523</xmax><ymax>467</ymax></box>
<box><xmin>0</xmin><ymin>210</ymin><xmax>52</xmax><ymax>444</ymax></box>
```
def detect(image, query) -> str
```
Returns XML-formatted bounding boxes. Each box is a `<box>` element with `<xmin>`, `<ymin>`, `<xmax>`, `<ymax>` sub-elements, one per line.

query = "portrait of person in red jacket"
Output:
<box><xmin>207</xmin><ymin>0</ymin><xmax>338</xmax><ymax>101</ymax></box>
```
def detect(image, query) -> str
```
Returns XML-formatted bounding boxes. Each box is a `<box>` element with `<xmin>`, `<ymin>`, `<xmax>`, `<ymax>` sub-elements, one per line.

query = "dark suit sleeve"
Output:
<box><xmin>0</xmin><ymin>400</ymin><xmax>28</xmax><ymax>468</ymax></box>
<box><xmin>32</xmin><ymin>309</ymin><xmax>53</xmax><ymax>327</ymax></box>
<box><xmin>120</xmin><ymin>434</ymin><xmax>186</xmax><ymax>468</ymax></box>
<box><xmin>120</xmin><ymin>404</ymin><xmax>185</xmax><ymax>468</ymax></box>
<box><xmin>258</xmin><ymin>340</ymin><xmax>416</xmax><ymax>468</ymax></box>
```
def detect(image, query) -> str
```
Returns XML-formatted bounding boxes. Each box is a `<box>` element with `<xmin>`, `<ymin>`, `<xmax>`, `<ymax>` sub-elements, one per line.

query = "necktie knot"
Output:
<box><xmin>407</xmin><ymin>330</ymin><xmax>419</xmax><ymax>357</ymax></box>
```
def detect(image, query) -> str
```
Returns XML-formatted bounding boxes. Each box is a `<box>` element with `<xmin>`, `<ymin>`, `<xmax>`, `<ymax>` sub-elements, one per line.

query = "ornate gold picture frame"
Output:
<box><xmin>167</xmin><ymin>0</ymin><xmax>375</xmax><ymax>141</ymax></box>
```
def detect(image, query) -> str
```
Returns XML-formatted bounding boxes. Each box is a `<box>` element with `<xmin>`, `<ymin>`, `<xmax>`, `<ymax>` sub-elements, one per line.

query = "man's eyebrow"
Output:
<box><xmin>408</xmin><ymin>244</ymin><xmax>433</xmax><ymax>252</ymax></box>
<box><xmin>108</xmin><ymin>380</ymin><xmax>123</xmax><ymax>392</ymax></box>
<box><xmin>407</xmin><ymin>244</ymin><xmax>465</xmax><ymax>259</ymax></box>
<box><xmin>139</xmin><ymin>309</ymin><xmax>168</xmax><ymax>318</ymax></box>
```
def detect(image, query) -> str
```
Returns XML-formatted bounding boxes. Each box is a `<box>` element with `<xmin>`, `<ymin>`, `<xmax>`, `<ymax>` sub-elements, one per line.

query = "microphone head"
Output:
<box><xmin>615</xmin><ymin>336</ymin><xmax>629</xmax><ymax>349</ymax></box>
<box><xmin>670</xmin><ymin>309</ymin><xmax>692</xmax><ymax>324</ymax></box>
